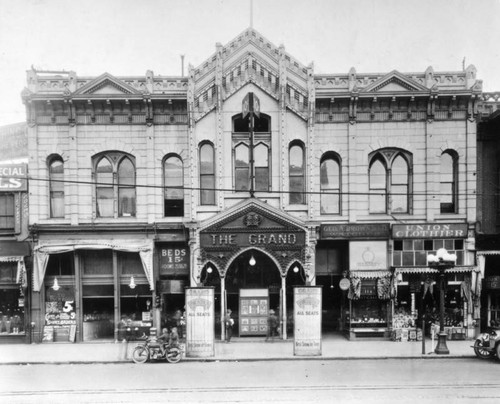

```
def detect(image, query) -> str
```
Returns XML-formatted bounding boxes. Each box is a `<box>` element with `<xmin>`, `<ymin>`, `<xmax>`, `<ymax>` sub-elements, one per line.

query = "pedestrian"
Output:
<box><xmin>266</xmin><ymin>309</ymin><xmax>279</xmax><ymax>342</ymax></box>
<box><xmin>118</xmin><ymin>315</ymin><xmax>132</xmax><ymax>360</ymax></box>
<box><xmin>224</xmin><ymin>309</ymin><xmax>234</xmax><ymax>342</ymax></box>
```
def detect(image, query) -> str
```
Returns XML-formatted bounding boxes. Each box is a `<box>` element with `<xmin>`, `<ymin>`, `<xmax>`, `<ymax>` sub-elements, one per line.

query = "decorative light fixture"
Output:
<box><xmin>249</xmin><ymin>255</ymin><xmax>256</xmax><ymax>266</ymax></box>
<box><xmin>52</xmin><ymin>277</ymin><xmax>60</xmax><ymax>291</ymax></box>
<box><xmin>427</xmin><ymin>248</ymin><xmax>457</xmax><ymax>355</ymax></box>
<box><xmin>293</xmin><ymin>266</ymin><xmax>299</xmax><ymax>273</ymax></box>
<box><xmin>207</xmin><ymin>267</ymin><xmax>213</xmax><ymax>274</ymax></box>
<box><xmin>129</xmin><ymin>276</ymin><xmax>136</xmax><ymax>289</ymax></box>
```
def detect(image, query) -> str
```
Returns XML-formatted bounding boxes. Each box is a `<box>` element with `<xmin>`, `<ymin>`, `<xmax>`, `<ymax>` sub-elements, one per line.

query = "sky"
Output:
<box><xmin>0</xmin><ymin>0</ymin><xmax>499</xmax><ymax>126</ymax></box>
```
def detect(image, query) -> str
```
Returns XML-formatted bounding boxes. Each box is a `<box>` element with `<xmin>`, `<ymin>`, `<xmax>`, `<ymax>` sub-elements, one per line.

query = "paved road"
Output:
<box><xmin>1</xmin><ymin>358</ymin><xmax>499</xmax><ymax>403</ymax></box>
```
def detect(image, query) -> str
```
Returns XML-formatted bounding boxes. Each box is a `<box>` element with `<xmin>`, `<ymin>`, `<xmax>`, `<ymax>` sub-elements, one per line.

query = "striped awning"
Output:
<box><xmin>350</xmin><ymin>270</ymin><xmax>391</xmax><ymax>279</ymax></box>
<box><xmin>394</xmin><ymin>266</ymin><xmax>475</xmax><ymax>274</ymax></box>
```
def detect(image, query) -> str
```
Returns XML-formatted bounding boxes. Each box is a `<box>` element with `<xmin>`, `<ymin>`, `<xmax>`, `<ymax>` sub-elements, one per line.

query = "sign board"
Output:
<box><xmin>294</xmin><ymin>286</ymin><xmax>322</xmax><ymax>356</ymax></box>
<box><xmin>159</xmin><ymin>246</ymin><xmax>189</xmax><ymax>276</ymax></box>
<box><xmin>185</xmin><ymin>287</ymin><xmax>214</xmax><ymax>358</ymax></box>
<box><xmin>320</xmin><ymin>224</ymin><xmax>390</xmax><ymax>239</ymax></box>
<box><xmin>349</xmin><ymin>241</ymin><xmax>387</xmax><ymax>271</ymax></box>
<box><xmin>339</xmin><ymin>278</ymin><xmax>350</xmax><ymax>291</ymax></box>
<box><xmin>0</xmin><ymin>164</ymin><xmax>27</xmax><ymax>192</ymax></box>
<box><xmin>485</xmin><ymin>276</ymin><xmax>500</xmax><ymax>290</ymax></box>
<box><xmin>239</xmin><ymin>289</ymin><xmax>269</xmax><ymax>336</ymax></box>
<box><xmin>392</xmin><ymin>223</ymin><xmax>468</xmax><ymax>239</ymax></box>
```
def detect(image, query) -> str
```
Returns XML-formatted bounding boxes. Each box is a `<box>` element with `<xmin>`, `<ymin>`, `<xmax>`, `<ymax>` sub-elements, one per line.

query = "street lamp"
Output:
<box><xmin>427</xmin><ymin>248</ymin><xmax>457</xmax><ymax>355</ymax></box>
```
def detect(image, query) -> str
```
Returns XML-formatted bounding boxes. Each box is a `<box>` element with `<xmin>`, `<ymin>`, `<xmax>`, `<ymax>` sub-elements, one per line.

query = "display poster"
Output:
<box><xmin>294</xmin><ymin>286</ymin><xmax>322</xmax><ymax>356</ymax></box>
<box><xmin>239</xmin><ymin>289</ymin><xmax>269</xmax><ymax>336</ymax></box>
<box><xmin>45</xmin><ymin>286</ymin><xmax>76</xmax><ymax>326</ymax></box>
<box><xmin>185</xmin><ymin>287</ymin><xmax>214</xmax><ymax>358</ymax></box>
<box><xmin>349</xmin><ymin>241</ymin><xmax>387</xmax><ymax>271</ymax></box>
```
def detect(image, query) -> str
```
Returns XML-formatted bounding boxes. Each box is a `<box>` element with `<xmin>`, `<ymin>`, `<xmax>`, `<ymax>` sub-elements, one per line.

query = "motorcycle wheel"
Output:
<box><xmin>473</xmin><ymin>340</ymin><xmax>494</xmax><ymax>359</ymax></box>
<box><xmin>166</xmin><ymin>347</ymin><xmax>182</xmax><ymax>364</ymax></box>
<box><xmin>132</xmin><ymin>346</ymin><xmax>149</xmax><ymax>364</ymax></box>
<box><xmin>496</xmin><ymin>343</ymin><xmax>500</xmax><ymax>361</ymax></box>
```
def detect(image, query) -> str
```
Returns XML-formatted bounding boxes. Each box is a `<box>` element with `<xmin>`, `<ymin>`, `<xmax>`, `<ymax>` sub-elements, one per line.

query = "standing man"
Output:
<box><xmin>224</xmin><ymin>309</ymin><xmax>234</xmax><ymax>343</ymax></box>
<box><xmin>266</xmin><ymin>309</ymin><xmax>278</xmax><ymax>342</ymax></box>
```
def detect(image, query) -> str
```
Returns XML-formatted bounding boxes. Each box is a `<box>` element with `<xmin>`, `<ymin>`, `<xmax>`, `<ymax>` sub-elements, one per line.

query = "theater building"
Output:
<box><xmin>22</xmin><ymin>28</ymin><xmax>482</xmax><ymax>342</ymax></box>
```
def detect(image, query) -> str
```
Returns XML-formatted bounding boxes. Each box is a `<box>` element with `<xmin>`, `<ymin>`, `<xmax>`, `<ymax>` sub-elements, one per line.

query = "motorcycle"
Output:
<box><xmin>132</xmin><ymin>337</ymin><xmax>183</xmax><ymax>364</ymax></box>
<box><xmin>472</xmin><ymin>328</ymin><xmax>500</xmax><ymax>360</ymax></box>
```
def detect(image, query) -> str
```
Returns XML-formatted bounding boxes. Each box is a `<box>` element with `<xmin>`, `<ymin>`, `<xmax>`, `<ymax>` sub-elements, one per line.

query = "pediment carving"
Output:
<box><xmin>363</xmin><ymin>71</ymin><xmax>429</xmax><ymax>93</ymax></box>
<box><xmin>74</xmin><ymin>73</ymin><xmax>141</xmax><ymax>95</ymax></box>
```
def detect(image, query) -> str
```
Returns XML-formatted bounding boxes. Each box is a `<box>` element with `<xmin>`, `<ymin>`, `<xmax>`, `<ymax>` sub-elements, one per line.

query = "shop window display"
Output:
<box><xmin>0</xmin><ymin>262</ymin><xmax>25</xmax><ymax>335</ymax></box>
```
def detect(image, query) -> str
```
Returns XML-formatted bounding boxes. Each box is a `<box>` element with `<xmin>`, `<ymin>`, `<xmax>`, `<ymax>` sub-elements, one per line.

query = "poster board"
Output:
<box><xmin>185</xmin><ymin>287</ymin><xmax>214</xmax><ymax>358</ymax></box>
<box><xmin>294</xmin><ymin>286</ymin><xmax>322</xmax><ymax>356</ymax></box>
<box><xmin>239</xmin><ymin>289</ymin><xmax>269</xmax><ymax>336</ymax></box>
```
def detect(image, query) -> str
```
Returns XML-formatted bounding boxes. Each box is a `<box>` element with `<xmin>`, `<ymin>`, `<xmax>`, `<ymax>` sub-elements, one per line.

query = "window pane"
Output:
<box><xmin>0</xmin><ymin>194</ymin><xmax>15</xmax><ymax>229</ymax></box>
<box><xmin>201</xmin><ymin>176</ymin><xmax>215</xmax><ymax>205</ymax></box>
<box><xmin>164</xmin><ymin>157</ymin><xmax>183</xmax><ymax>199</ymax></box>
<box><xmin>391</xmin><ymin>185</ymin><xmax>408</xmax><ymax>213</ymax></box>
<box><xmin>254</xmin><ymin>144</ymin><xmax>268</xmax><ymax>167</ymax></box>
<box><xmin>119</xmin><ymin>187</ymin><xmax>136</xmax><ymax>217</ymax></box>
<box><xmin>369</xmin><ymin>192</ymin><xmax>386</xmax><ymax>213</ymax></box>
<box><xmin>370</xmin><ymin>160</ymin><xmax>386</xmax><ymax>188</ymax></box>
<box><xmin>200</xmin><ymin>144</ymin><xmax>214</xmax><ymax>174</ymax></box>
<box><xmin>320</xmin><ymin>192</ymin><xmax>340</xmax><ymax>214</ymax></box>
<box><xmin>97</xmin><ymin>188</ymin><xmax>114</xmax><ymax>217</ymax></box>
<box><xmin>321</xmin><ymin>159</ymin><xmax>339</xmax><ymax>189</ymax></box>
<box><xmin>82</xmin><ymin>250</ymin><xmax>113</xmax><ymax>275</ymax></box>
<box><xmin>96</xmin><ymin>158</ymin><xmax>113</xmax><ymax>183</ymax></box>
<box><xmin>391</xmin><ymin>156</ymin><xmax>408</xmax><ymax>185</ymax></box>
<box><xmin>289</xmin><ymin>176</ymin><xmax>305</xmax><ymax>204</ymax></box>
<box><xmin>440</xmin><ymin>183</ymin><xmax>453</xmax><ymax>204</ymax></box>
<box><xmin>50</xmin><ymin>159</ymin><xmax>65</xmax><ymax>218</ymax></box>
<box><xmin>255</xmin><ymin>167</ymin><xmax>269</xmax><ymax>191</ymax></box>
<box><xmin>235</xmin><ymin>167</ymin><xmax>250</xmax><ymax>191</ymax></box>
<box><xmin>289</xmin><ymin>145</ymin><xmax>304</xmax><ymax>175</ymax></box>
<box><xmin>118</xmin><ymin>158</ymin><xmax>135</xmax><ymax>186</ymax></box>
<box><xmin>440</xmin><ymin>153</ymin><xmax>453</xmax><ymax>181</ymax></box>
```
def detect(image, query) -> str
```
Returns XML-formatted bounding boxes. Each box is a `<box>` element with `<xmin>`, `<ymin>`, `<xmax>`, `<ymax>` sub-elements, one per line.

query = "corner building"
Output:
<box><xmin>23</xmin><ymin>28</ymin><xmax>480</xmax><ymax>343</ymax></box>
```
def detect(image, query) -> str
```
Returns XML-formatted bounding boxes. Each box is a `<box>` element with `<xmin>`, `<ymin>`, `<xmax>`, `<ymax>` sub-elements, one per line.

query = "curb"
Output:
<box><xmin>0</xmin><ymin>354</ymin><xmax>475</xmax><ymax>366</ymax></box>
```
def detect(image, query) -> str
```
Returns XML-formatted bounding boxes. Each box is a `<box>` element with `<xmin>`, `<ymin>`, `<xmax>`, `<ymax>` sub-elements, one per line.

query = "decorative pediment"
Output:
<box><xmin>363</xmin><ymin>70</ymin><xmax>429</xmax><ymax>93</ymax></box>
<box><xmin>74</xmin><ymin>73</ymin><xmax>142</xmax><ymax>95</ymax></box>
<box><xmin>200</xmin><ymin>199</ymin><xmax>306</xmax><ymax>234</ymax></box>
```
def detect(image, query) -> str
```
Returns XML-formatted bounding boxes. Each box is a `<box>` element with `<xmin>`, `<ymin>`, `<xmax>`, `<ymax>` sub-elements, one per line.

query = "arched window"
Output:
<box><xmin>369</xmin><ymin>149</ymin><xmax>411</xmax><ymax>214</ymax></box>
<box><xmin>0</xmin><ymin>193</ymin><xmax>14</xmax><ymax>230</ymax></box>
<box><xmin>49</xmin><ymin>156</ymin><xmax>64</xmax><ymax>218</ymax></box>
<box><xmin>320</xmin><ymin>153</ymin><xmax>341</xmax><ymax>214</ymax></box>
<box><xmin>94</xmin><ymin>152</ymin><xmax>136</xmax><ymax>218</ymax></box>
<box><xmin>232</xmin><ymin>112</ymin><xmax>271</xmax><ymax>193</ymax></box>
<box><xmin>440</xmin><ymin>151</ymin><xmax>458</xmax><ymax>213</ymax></box>
<box><xmin>164</xmin><ymin>155</ymin><xmax>184</xmax><ymax>217</ymax></box>
<box><xmin>289</xmin><ymin>143</ymin><xmax>305</xmax><ymax>204</ymax></box>
<box><xmin>200</xmin><ymin>143</ymin><xmax>215</xmax><ymax>205</ymax></box>
<box><xmin>369</xmin><ymin>158</ymin><xmax>387</xmax><ymax>213</ymax></box>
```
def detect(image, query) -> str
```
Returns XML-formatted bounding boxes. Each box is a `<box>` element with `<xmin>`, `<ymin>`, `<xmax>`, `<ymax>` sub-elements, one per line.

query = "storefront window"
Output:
<box><xmin>1</xmin><ymin>260</ymin><xmax>25</xmax><ymax>335</ymax></box>
<box><xmin>393</xmin><ymin>239</ymin><xmax>464</xmax><ymax>267</ymax></box>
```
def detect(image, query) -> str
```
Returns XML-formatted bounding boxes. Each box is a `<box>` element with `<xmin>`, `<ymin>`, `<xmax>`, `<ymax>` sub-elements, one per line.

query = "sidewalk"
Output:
<box><xmin>0</xmin><ymin>334</ymin><xmax>476</xmax><ymax>365</ymax></box>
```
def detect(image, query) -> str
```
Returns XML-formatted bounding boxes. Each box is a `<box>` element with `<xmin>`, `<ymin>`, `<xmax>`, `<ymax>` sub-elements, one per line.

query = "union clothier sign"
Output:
<box><xmin>392</xmin><ymin>223</ymin><xmax>468</xmax><ymax>239</ymax></box>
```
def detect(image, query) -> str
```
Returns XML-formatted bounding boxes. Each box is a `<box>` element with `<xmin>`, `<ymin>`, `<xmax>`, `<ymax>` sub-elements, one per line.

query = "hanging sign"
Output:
<box><xmin>185</xmin><ymin>287</ymin><xmax>214</xmax><ymax>358</ymax></box>
<box><xmin>0</xmin><ymin>164</ymin><xmax>27</xmax><ymax>191</ymax></box>
<box><xmin>159</xmin><ymin>246</ymin><xmax>190</xmax><ymax>276</ymax></box>
<box><xmin>339</xmin><ymin>278</ymin><xmax>350</xmax><ymax>291</ymax></box>
<box><xmin>294</xmin><ymin>286</ymin><xmax>322</xmax><ymax>356</ymax></box>
<box><xmin>349</xmin><ymin>241</ymin><xmax>387</xmax><ymax>271</ymax></box>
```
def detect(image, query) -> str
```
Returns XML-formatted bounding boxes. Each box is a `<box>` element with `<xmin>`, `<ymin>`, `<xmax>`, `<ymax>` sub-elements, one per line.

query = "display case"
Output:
<box><xmin>239</xmin><ymin>289</ymin><xmax>269</xmax><ymax>336</ymax></box>
<box><xmin>344</xmin><ymin>299</ymin><xmax>390</xmax><ymax>339</ymax></box>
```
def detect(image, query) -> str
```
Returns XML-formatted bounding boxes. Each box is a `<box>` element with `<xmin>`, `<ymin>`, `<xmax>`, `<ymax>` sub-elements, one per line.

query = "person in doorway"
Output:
<box><xmin>224</xmin><ymin>309</ymin><xmax>234</xmax><ymax>343</ymax></box>
<box><xmin>266</xmin><ymin>309</ymin><xmax>279</xmax><ymax>342</ymax></box>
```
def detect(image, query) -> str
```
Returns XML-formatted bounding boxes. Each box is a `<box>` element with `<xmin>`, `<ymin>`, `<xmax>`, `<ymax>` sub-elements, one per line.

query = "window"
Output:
<box><xmin>289</xmin><ymin>143</ymin><xmax>305</xmax><ymax>204</ymax></box>
<box><xmin>232</xmin><ymin>113</ymin><xmax>271</xmax><ymax>193</ymax></box>
<box><xmin>48</xmin><ymin>156</ymin><xmax>64</xmax><ymax>218</ymax></box>
<box><xmin>369</xmin><ymin>149</ymin><xmax>411</xmax><ymax>214</ymax></box>
<box><xmin>94</xmin><ymin>152</ymin><xmax>136</xmax><ymax>218</ymax></box>
<box><xmin>440</xmin><ymin>151</ymin><xmax>458</xmax><ymax>213</ymax></box>
<box><xmin>200</xmin><ymin>143</ymin><xmax>215</xmax><ymax>205</ymax></box>
<box><xmin>320</xmin><ymin>153</ymin><xmax>341</xmax><ymax>214</ymax></box>
<box><xmin>0</xmin><ymin>194</ymin><xmax>15</xmax><ymax>230</ymax></box>
<box><xmin>164</xmin><ymin>155</ymin><xmax>184</xmax><ymax>217</ymax></box>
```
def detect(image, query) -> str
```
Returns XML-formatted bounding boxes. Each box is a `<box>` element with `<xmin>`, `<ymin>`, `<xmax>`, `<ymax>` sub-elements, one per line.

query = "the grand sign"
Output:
<box><xmin>200</xmin><ymin>232</ymin><xmax>305</xmax><ymax>248</ymax></box>
<box><xmin>392</xmin><ymin>223</ymin><xmax>468</xmax><ymax>239</ymax></box>
<box><xmin>321</xmin><ymin>224</ymin><xmax>390</xmax><ymax>239</ymax></box>
<box><xmin>0</xmin><ymin>164</ymin><xmax>27</xmax><ymax>192</ymax></box>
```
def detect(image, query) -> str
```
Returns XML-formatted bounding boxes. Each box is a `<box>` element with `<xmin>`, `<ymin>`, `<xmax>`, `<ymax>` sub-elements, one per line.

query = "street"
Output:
<box><xmin>1</xmin><ymin>358</ymin><xmax>499</xmax><ymax>403</ymax></box>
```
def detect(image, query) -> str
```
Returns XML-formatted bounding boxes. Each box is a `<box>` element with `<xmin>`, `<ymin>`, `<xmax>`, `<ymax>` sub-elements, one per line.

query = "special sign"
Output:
<box><xmin>0</xmin><ymin>164</ymin><xmax>27</xmax><ymax>192</ymax></box>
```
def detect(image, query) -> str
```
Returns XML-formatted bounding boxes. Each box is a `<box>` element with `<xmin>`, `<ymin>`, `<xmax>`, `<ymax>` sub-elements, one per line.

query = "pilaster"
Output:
<box><xmin>146</xmin><ymin>124</ymin><xmax>156</xmax><ymax>223</ymax></box>
<box><xmin>68</xmin><ymin>125</ymin><xmax>78</xmax><ymax>225</ymax></box>
<box><xmin>215</xmin><ymin>43</ymin><xmax>224</xmax><ymax>210</ymax></box>
<box><xmin>278</xmin><ymin>45</ymin><xmax>287</xmax><ymax>210</ymax></box>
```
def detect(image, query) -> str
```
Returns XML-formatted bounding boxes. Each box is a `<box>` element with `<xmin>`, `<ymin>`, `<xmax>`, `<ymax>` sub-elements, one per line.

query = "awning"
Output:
<box><xmin>0</xmin><ymin>256</ymin><xmax>27</xmax><ymax>287</ymax></box>
<box><xmin>350</xmin><ymin>270</ymin><xmax>391</xmax><ymax>279</ymax></box>
<box><xmin>394</xmin><ymin>266</ymin><xmax>475</xmax><ymax>275</ymax></box>
<box><xmin>32</xmin><ymin>240</ymin><xmax>154</xmax><ymax>292</ymax></box>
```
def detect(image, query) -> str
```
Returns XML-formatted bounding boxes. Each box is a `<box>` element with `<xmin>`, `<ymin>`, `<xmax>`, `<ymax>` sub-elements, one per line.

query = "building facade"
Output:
<box><xmin>0</xmin><ymin>123</ymin><xmax>30</xmax><ymax>344</ymax></box>
<box><xmin>22</xmin><ymin>28</ymin><xmax>481</xmax><ymax>343</ymax></box>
